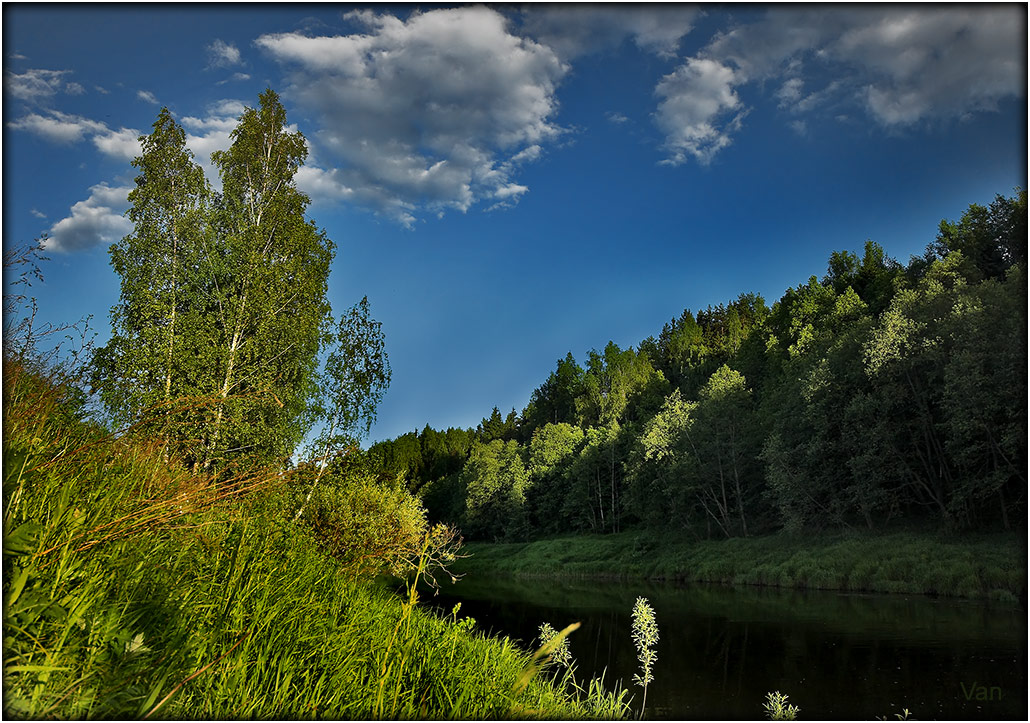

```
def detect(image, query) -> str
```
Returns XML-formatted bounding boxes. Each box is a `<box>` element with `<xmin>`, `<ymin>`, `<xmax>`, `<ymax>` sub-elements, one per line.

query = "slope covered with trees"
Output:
<box><xmin>367</xmin><ymin>191</ymin><xmax>1027</xmax><ymax>543</ymax></box>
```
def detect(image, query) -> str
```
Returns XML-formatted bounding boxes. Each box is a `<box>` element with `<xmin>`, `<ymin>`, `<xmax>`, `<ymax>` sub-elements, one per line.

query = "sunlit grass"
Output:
<box><xmin>2</xmin><ymin>359</ymin><xmax>624</xmax><ymax>719</ymax></box>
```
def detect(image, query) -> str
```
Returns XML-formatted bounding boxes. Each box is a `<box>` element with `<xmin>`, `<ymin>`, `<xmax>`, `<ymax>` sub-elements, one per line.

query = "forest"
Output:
<box><xmin>360</xmin><ymin>190</ymin><xmax>1027</xmax><ymax>543</ymax></box>
<box><xmin>2</xmin><ymin>85</ymin><xmax>1025</xmax><ymax>717</ymax></box>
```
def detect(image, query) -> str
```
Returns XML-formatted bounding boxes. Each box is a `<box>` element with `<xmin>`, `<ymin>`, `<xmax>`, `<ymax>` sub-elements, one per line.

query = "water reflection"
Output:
<box><xmin>424</xmin><ymin>576</ymin><xmax>1026</xmax><ymax>720</ymax></box>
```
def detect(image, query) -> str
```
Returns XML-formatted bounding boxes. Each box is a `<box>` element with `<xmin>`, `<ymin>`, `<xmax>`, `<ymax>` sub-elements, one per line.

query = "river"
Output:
<box><xmin>423</xmin><ymin>574</ymin><xmax>1026</xmax><ymax>720</ymax></box>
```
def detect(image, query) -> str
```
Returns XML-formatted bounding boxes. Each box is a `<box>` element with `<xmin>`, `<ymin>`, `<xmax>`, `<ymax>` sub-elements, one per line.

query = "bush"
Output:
<box><xmin>303</xmin><ymin>472</ymin><xmax>434</xmax><ymax>578</ymax></box>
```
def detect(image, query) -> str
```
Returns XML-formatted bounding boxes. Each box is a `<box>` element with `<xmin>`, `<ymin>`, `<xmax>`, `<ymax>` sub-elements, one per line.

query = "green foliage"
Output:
<box><xmin>299</xmin><ymin>470</ymin><xmax>455</xmax><ymax>579</ymax></box>
<box><xmin>537</xmin><ymin>622</ymin><xmax>573</xmax><ymax>669</ymax></box>
<box><xmin>928</xmin><ymin>189</ymin><xmax>1026</xmax><ymax>281</ymax></box>
<box><xmin>576</xmin><ymin>341</ymin><xmax>669</xmax><ymax>428</ymax></box>
<box><xmin>377</xmin><ymin>191</ymin><xmax>1026</xmax><ymax>547</ymax></box>
<box><xmin>93</xmin><ymin>90</ymin><xmax>353</xmax><ymax>474</ymax></box>
<box><xmin>526</xmin><ymin>423</ymin><xmax>586</xmax><ymax>534</ymax></box>
<box><xmin>627</xmin><ymin>389</ymin><xmax>697</xmax><ymax>529</ymax></box>
<box><xmin>764</xmin><ymin>691</ymin><xmax>800</xmax><ymax>721</ymax></box>
<box><xmin>525</xmin><ymin>352</ymin><xmax>585</xmax><ymax>429</ymax></box>
<box><xmin>312</xmin><ymin>296</ymin><xmax>392</xmax><ymax>454</ymax></box>
<box><xmin>460</xmin><ymin>439</ymin><xmax>530</xmax><ymax>540</ymax></box>
<box><xmin>92</xmin><ymin>107</ymin><xmax>211</xmax><ymax>455</ymax></box>
<box><xmin>630</xmin><ymin>596</ymin><xmax>659</xmax><ymax>718</ymax></box>
<box><xmin>455</xmin><ymin>529</ymin><xmax>1026</xmax><ymax>601</ymax></box>
<box><xmin>1</xmin><ymin>353</ymin><xmax>617</xmax><ymax>719</ymax></box>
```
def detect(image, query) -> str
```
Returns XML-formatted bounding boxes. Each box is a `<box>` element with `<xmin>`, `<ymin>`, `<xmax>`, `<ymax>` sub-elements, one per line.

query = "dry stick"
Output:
<box><xmin>144</xmin><ymin>631</ymin><xmax>251</xmax><ymax>719</ymax></box>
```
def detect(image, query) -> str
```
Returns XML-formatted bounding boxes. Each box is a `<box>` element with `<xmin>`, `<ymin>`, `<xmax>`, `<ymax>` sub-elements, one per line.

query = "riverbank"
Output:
<box><xmin>2</xmin><ymin>360</ymin><xmax>626</xmax><ymax>719</ymax></box>
<box><xmin>453</xmin><ymin>529</ymin><xmax>1027</xmax><ymax>602</ymax></box>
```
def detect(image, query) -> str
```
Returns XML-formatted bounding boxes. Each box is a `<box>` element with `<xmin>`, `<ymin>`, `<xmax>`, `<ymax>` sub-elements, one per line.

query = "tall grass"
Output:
<box><xmin>2</xmin><ymin>356</ymin><xmax>624</xmax><ymax>719</ymax></box>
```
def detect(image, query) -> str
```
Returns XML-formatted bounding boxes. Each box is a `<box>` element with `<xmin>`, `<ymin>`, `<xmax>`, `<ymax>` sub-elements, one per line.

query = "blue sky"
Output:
<box><xmin>4</xmin><ymin>4</ymin><xmax>1026</xmax><ymax>444</ymax></box>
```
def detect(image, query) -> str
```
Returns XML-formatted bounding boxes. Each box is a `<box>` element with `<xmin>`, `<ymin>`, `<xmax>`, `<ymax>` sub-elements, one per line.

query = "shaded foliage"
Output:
<box><xmin>368</xmin><ymin>192</ymin><xmax>1027</xmax><ymax>542</ymax></box>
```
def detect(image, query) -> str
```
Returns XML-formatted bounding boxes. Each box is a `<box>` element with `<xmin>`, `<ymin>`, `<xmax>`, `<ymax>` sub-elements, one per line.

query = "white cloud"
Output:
<box><xmin>8</xmin><ymin>110</ymin><xmax>141</xmax><ymax>161</ymax></box>
<box><xmin>256</xmin><ymin>6</ymin><xmax>568</xmax><ymax>224</ymax></box>
<box><xmin>217</xmin><ymin>72</ymin><xmax>251</xmax><ymax>85</ymax></box>
<box><xmin>520</xmin><ymin>6</ymin><xmax>699</xmax><ymax>59</ymax></box>
<box><xmin>137</xmin><ymin>89</ymin><xmax>159</xmax><ymax>104</ymax></box>
<box><xmin>45</xmin><ymin>183</ymin><xmax>133</xmax><ymax>253</ymax></box>
<box><xmin>654</xmin><ymin>58</ymin><xmax>745</xmax><ymax>165</ymax></box>
<box><xmin>606</xmin><ymin>111</ymin><xmax>630</xmax><ymax>124</ymax></box>
<box><xmin>7</xmin><ymin>110</ymin><xmax>107</xmax><ymax>144</ymax></box>
<box><xmin>93</xmin><ymin>127</ymin><xmax>142</xmax><ymax>161</ymax></box>
<box><xmin>776</xmin><ymin>77</ymin><xmax>804</xmax><ymax>108</ymax></box>
<box><xmin>653</xmin><ymin>6</ymin><xmax>1025</xmax><ymax>164</ymax></box>
<box><xmin>3</xmin><ymin>68</ymin><xmax>82</xmax><ymax>102</ymax></box>
<box><xmin>180</xmin><ymin>99</ymin><xmax>247</xmax><ymax>184</ymax></box>
<box><xmin>830</xmin><ymin>8</ymin><xmax>1025</xmax><ymax>125</ymax></box>
<box><xmin>30</xmin><ymin>208</ymin><xmax>46</xmax><ymax>219</ymax></box>
<box><xmin>207</xmin><ymin>39</ymin><xmax>242</xmax><ymax>68</ymax></box>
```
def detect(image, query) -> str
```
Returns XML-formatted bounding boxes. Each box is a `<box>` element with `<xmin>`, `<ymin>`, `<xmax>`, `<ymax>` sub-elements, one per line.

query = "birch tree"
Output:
<box><xmin>295</xmin><ymin>296</ymin><xmax>391</xmax><ymax>520</ymax></box>
<box><xmin>92</xmin><ymin>108</ymin><xmax>209</xmax><ymax>458</ymax></box>
<box><xmin>203</xmin><ymin>88</ymin><xmax>334</xmax><ymax>470</ymax></box>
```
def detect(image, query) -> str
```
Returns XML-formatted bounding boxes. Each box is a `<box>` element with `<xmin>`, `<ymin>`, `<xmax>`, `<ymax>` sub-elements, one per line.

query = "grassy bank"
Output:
<box><xmin>454</xmin><ymin>528</ymin><xmax>1027</xmax><ymax>603</ymax></box>
<box><xmin>2</xmin><ymin>360</ymin><xmax>625</xmax><ymax>719</ymax></box>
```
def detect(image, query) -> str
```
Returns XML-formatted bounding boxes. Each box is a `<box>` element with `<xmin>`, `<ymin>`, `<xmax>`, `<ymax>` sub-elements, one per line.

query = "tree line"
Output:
<box><xmin>359</xmin><ymin>191</ymin><xmax>1027</xmax><ymax>541</ymax></box>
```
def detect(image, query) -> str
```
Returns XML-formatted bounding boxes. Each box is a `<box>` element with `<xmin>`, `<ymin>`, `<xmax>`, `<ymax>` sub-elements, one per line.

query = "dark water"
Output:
<box><xmin>422</xmin><ymin>575</ymin><xmax>1027</xmax><ymax>720</ymax></box>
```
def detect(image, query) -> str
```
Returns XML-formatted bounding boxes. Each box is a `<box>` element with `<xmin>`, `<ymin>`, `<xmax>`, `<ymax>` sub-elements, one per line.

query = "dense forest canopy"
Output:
<box><xmin>360</xmin><ymin>191</ymin><xmax>1027</xmax><ymax>541</ymax></box>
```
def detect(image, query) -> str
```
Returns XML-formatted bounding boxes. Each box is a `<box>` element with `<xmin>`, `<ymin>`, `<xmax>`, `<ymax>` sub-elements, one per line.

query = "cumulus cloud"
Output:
<box><xmin>654</xmin><ymin>58</ymin><xmax>746</xmax><ymax>165</ymax></box>
<box><xmin>653</xmin><ymin>6</ymin><xmax>1025</xmax><ymax>164</ymax></box>
<box><xmin>3</xmin><ymin>68</ymin><xmax>83</xmax><ymax>102</ymax></box>
<box><xmin>93</xmin><ymin>127</ymin><xmax>143</xmax><ymax>161</ymax></box>
<box><xmin>36</xmin><ymin>99</ymin><xmax>247</xmax><ymax>254</ymax></box>
<box><xmin>7</xmin><ymin>111</ymin><xmax>103</xmax><ymax>143</ymax></box>
<box><xmin>137</xmin><ymin>89</ymin><xmax>159</xmax><ymax>104</ymax></box>
<box><xmin>8</xmin><ymin>109</ymin><xmax>141</xmax><ymax>159</ymax></box>
<box><xmin>180</xmin><ymin>99</ymin><xmax>247</xmax><ymax>183</ymax></box>
<box><xmin>519</xmin><ymin>6</ymin><xmax>699</xmax><ymax>59</ymax></box>
<box><xmin>831</xmin><ymin>8</ymin><xmax>1025</xmax><ymax>125</ymax></box>
<box><xmin>256</xmin><ymin>5</ymin><xmax>567</xmax><ymax>225</ymax></box>
<box><xmin>207</xmin><ymin>39</ymin><xmax>242</xmax><ymax>68</ymax></box>
<box><xmin>45</xmin><ymin>183</ymin><xmax>133</xmax><ymax>253</ymax></box>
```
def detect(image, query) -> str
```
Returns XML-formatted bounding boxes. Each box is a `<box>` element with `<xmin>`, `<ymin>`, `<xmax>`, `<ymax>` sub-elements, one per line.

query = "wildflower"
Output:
<box><xmin>631</xmin><ymin>596</ymin><xmax>659</xmax><ymax>718</ymax></box>
<box><xmin>538</xmin><ymin>622</ymin><xmax>572</xmax><ymax>668</ymax></box>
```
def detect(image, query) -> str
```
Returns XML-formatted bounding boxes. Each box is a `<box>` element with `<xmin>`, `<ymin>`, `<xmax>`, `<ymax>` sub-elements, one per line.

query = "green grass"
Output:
<box><xmin>2</xmin><ymin>359</ymin><xmax>627</xmax><ymax>719</ymax></box>
<box><xmin>453</xmin><ymin>527</ymin><xmax>1026</xmax><ymax>602</ymax></box>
